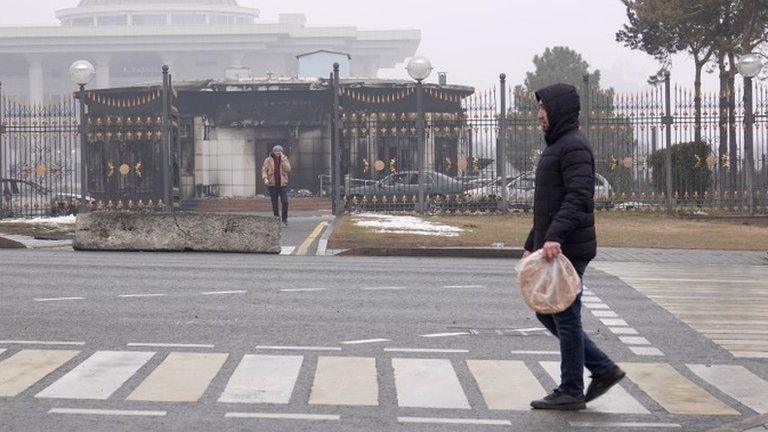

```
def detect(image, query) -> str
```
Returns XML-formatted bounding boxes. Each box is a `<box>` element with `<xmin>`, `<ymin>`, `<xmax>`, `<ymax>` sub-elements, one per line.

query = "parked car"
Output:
<box><xmin>463</xmin><ymin>172</ymin><xmax>614</xmax><ymax>208</ymax></box>
<box><xmin>1</xmin><ymin>178</ymin><xmax>94</xmax><ymax>217</ymax></box>
<box><xmin>345</xmin><ymin>171</ymin><xmax>466</xmax><ymax>201</ymax></box>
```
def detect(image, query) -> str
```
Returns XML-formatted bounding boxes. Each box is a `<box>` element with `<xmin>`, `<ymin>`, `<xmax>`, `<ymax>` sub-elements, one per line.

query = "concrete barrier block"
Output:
<box><xmin>74</xmin><ymin>212</ymin><xmax>280</xmax><ymax>253</ymax></box>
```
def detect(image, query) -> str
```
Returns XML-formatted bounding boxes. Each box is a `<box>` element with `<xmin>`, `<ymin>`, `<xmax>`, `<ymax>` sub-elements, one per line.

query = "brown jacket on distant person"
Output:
<box><xmin>261</xmin><ymin>154</ymin><xmax>291</xmax><ymax>187</ymax></box>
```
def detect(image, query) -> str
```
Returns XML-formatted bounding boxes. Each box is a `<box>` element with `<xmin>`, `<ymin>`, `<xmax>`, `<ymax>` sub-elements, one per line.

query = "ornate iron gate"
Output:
<box><xmin>0</xmin><ymin>86</ymin><xmax>80</xmax><ymax>218</ymax></box>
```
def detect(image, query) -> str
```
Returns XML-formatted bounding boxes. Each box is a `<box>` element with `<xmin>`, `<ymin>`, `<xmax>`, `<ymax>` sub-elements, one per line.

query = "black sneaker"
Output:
<box><xmin>585</xmin><ymin>365</ymin><xmax>626</xmax><ymax>403</ymax></box>
<box><xmin>530</xmin><ymin>389</ymin><xmax>586</xmax><ymax>410</ymax></box>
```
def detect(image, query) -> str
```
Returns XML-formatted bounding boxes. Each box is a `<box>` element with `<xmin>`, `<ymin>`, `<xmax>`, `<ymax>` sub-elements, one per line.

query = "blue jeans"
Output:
<box><xmin>535</xmin><ymin>259</ymin><xmax>615</xmax><ymax>397</ymax></box>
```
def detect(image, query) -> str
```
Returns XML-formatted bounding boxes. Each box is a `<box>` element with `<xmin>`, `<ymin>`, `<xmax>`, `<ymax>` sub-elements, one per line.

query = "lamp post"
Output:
<box><xmin>69</xmin><ymin>60</ymin><xmax>95</xmax><ymax>213</ymax></box>
<box><xmin>736</xmin><ymin>53</ymin><xmax>764</xmax><ymax>215</ymax></box>
<box><xmin>406</xmin><ymin>56</ymin><xmax>432</xmax><ymax>213</ymax></box>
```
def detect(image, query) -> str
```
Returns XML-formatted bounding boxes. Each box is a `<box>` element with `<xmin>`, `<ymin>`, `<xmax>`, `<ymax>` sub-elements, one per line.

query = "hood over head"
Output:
<box><xmin>535</xmin><ymin>83</ymin><xmax>581</xmax><ymax>145</ymax></box>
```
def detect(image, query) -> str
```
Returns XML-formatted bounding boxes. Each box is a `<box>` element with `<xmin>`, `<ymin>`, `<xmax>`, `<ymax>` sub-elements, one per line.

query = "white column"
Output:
<box><xmin>28</xmin><ymin>58</ymin><xmax>44</xmax><ymax>104</ymax></box>
<box><xmin>95</xmin><ymin>57</ymin><xmax>111</xmax><ymax>89</ymax></box>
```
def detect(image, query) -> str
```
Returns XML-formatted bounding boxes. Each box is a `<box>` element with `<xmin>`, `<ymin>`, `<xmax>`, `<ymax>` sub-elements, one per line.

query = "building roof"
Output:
<box><xmin>78</xmin><ymin>0</ymin><xmax>239</xmax><ymax>6</ymax></box>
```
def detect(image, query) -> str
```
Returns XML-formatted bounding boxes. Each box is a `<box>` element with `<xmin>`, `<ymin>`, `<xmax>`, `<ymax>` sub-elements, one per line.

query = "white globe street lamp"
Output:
<box><xmin>406</xmin><ymin>56</ymin><xmax>432</xmax><ymax>213</ymax></box>
<box><xmin>406</xmin><ymin>56</ymin><xmax>433</xmax><ymax>82</ymax></box>
<box><xmin>736</xmin><ymin>53</ymin><xmax>764</xmax><ymax>78</ymax></box>
<box><xmin>69</xmin><ymin>60</ymin><xmax>95</xmax><ymax>87</ymax></box>
<box><xmin>69</xmin><ymin>60</ymin><xmax>95</xmax><ymax>213</ymax></box>
<box><xmin>736</xmin><ymin>53</ymin><xmax>764</xmax><ymax>215</ymax></box>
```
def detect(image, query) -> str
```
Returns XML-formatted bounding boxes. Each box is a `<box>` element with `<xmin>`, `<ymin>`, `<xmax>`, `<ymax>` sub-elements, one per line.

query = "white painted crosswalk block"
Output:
<box><xmin>467</xmin><ymin>360</ymin><xmax>545</xmax><ymax>411</ymax></box>
<box><xmin>36</xmin><ymin>351</ymin><xmax>154</xmax><ymax>400</ymax></box>
<box><xmin>687</xmin><ymin>364</ymin><xmax>768</xmax><ymax>414</ymax></box>
<box><xmin>620</xmin><ymin>363</ymin><xmax>739</xmax><ymax>415</ymax></box>
<box><xmin>540</xmin><ymin>361</ymin><xmax>649</xmax><ymax>414</ymax></box>
<box><xmin>0</xmin><ymin>350</ymin><xmax>80</xmax><ymax>397</ymax></box>
<box><xmin>219</xmin><ymin>355</ymin><xmax>303</xmax><ymax>404</ymax></box>
<box><xmin>392</xmin><ymin>358</ymin><xmax>470</xmax><ymax>409</ymax></box>
<box><xmin>309</xmin><ymin>356</ymin><xmax>378</xmax><ymax>406</ymax></box>
<box><xmin>128</xmin><ymin>352</ymin><xmax>228</xmax><ymax>402</ymax></box>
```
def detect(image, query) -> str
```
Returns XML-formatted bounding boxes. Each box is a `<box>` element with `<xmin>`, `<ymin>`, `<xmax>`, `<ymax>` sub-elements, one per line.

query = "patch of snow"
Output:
<box><xmin>0</xmin><ymin>215</ymin><xmax>76</xmax><ymax>225</ymax></box>
<box><xmin>353</xmin><ymin>213</ymin><xmax>463</xmax><ymax>237</ymax></box>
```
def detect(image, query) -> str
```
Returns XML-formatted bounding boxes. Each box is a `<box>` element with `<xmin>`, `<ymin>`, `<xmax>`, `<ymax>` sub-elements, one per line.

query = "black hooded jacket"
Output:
<box><xmin>523</xmin><ymin>83</ymin><xmax>597</xmax><ymax>261</ymax></box>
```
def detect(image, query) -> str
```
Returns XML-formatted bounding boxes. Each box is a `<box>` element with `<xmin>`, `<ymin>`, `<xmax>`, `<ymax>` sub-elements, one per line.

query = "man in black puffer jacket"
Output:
<box><xmin>524</xmin><ymin>83</ymin><xmax>625</xmax><ymax>411</ymax></box>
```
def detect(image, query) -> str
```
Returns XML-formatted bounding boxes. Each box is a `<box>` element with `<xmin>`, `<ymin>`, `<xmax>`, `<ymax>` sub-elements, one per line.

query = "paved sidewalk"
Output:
<box><xmin>596</xmin><ymin>247</ymin><xmax>767</xmax><ymax>265</ymax></box>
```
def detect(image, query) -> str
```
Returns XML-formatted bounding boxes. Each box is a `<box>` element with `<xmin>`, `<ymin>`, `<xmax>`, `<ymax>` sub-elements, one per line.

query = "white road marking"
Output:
<box><xmin>49</xmin><ymin>408</ymin><xmax>167</xmax><ymax>417</ymax></box>
<box><xmin>688</xmin><ymin>364</ymin><xmax>768</xmax><ymax>414</ymax></box>
<box><xmin>118</xmin><ymin>294</ymin><xmax>167</xmax><ymax>298</ymax></box>
<box><xmin>0</xmin><ymin>350</ymin><xmax>80</xmax><ymax>397</ymax></box>
<box><xmin>226</xmin><ymin>413</ymin><xmax>339</xmax><ymax>421</ymax></box>
<box><xmin>127</xmin><ymin>343</ymin><xmax>214</xmax><ymax>349</ymax></box>
<box><xmin>467</xmin><ymin>360</ymin><xmax>546</xmax><ymax>410</ymax></box>
<box><xmin>398</xmin><ymin>417</ymin><xmax>511</xmax><ymax>426</ymax></box>
<box><xmin>609</xmin><ymin>327</ymin><xmax>639</xmax><ymax>335</ymax></box>
<box><xmin>34</xmin><ymin>297</ymin><xmax>85</xmax><ymax>302</ymax></box>
<box><xmin>629</xmin><ymin>346</ymin><xmax>665</xmax><ymax>356</ymax></box>
<box><xmin>600</xmin><ymin>319</ymin><xmax>629</xmax><ymax>326</ymax></box>
<box><xmin>620</xmin><ymin>362</ymin><xmax>739</xmax><ymax>415</ymax></box>
<box><xmin>201</xmin><ymin>290</ymin><xmax>247</xmax><ymax>296</ymax></box>
<box><xmin>419</xmin><ymin>332</ymin><xmax>470</xmax><ymax>338</ymax></box>
<box><xmin>340</xmin><ymin>339</ymin><xmax>391</xmax><ymax>345</ymax></box>
<box><xmin>619</xmin><ymin>336</ymin><xmax>651</xmax><ymax>346</ymax></box>
<box><xmin>585</xmin><ymin>303</ymin><xmax>610</xmax><ymax>310</ymax></box>
<box><xmin>0</xmin><ymin>340</ymin><xmax>85</xmax><ymax>346</ymax></box>
<box><xmin>219</xmin><ymin>355</ymin><xmax>303</xmax><ymax>404</ymax></box>
<box><xmin>591</xmin><ymin>310</ymin><xmax>619</xmax><ymax>318</ymax></box>
<box><xmin>582</xmin><ymin>296</ymin><xmax>603</xmax><ymax>303</ymax></box>
<box><xmin>510</xmin><ymin>350</ymin><xmax>560</xmax><ymax>355</ymax></box>
<box><xmin>280</xmin><ymin>246</ymin><xmax>295</xmax><ymax>255</ymax></box>
<box><xmin>384</xmin><ymin>348</ymin><xmax>469</xmax><ymax>354</ymax></box>
<box><xmin>732</xmin><ymin>351</ymin><xmax>768</xmax><ymax>358</ymax></box>
<box><xmin>392</xmin><ymin>358</ymin><xmax>470</xmax><ymax>409</ymax></box>
<box><xmin>255</xmin><ymin>346</ymin><xmax>342</xmax><ymax>351</ymax></box>
<box><xmin>36</xmin><ymin>351</ymin><xmax>155</xmax><ymax>400</ymax></box>
<box><xmin>570</xmin><ymin>422</ymin><xmax>680</xmax><ymax>428</ymax></box>
<box><xmin>363</xmin><ymin>287</ymin><xmax>406</xmax><ymax>291</ymax></box>
<box><xmin>128</xmin><ymin>352</ymin><xmax>228</xmax><ymax>402</ymax></box>
<box><xmin>541</xmin><ymin>361</ymin><xmax>649</xmax><ymax>414</ymax></box>
<box><xmin>279</xmin><ymin>288</ymin><xmax>328</xmax><ymax>293</ymax></box>
<box><xmin>309</xmin><ymin>356</ymin><xmax>378</xmax><ymax>406</ymax></box>
<box><xmin>443</xmin><ymin>285</ymin><xmax>485</xmax><ymax>289</ymax></box>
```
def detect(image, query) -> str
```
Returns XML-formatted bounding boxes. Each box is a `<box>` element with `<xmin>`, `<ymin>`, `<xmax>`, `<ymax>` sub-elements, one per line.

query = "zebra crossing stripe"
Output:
<box><xmin>219</xmin><ymin>355</ymin><xmax>303</xmax><ymax>404</ymax></box>
<box><xmin>620</xmin><ymin>363</ymin><xmax>739</xmax><ymax>415</ymax></box>
<box><xmin>0</xmin><ymin>350</ymin><xmax>80</xmax><ymax>397</ymax></box>
<box><xmin>540</xmin><ymin>361</ymin><xmax>649</xmax><ymax>414</ymax></box>
<box><xmin>392</xmin><ymin>358</ymin><xmax>470</xmax><ymax>409</ymax></box>
<box><xmin>127</xmin><ymin>352</ymin><xmax>229</xmax><ymax>402</ymax></box>
<box><xmin>36</xmin><ymin>351</ymin><xmax>155</xmax><ymax>400</ymax></box>
<box><xmin>466</xmin><ymin>360</ymin><xmax>545</xmax><ymax>411</ymax></box>
<box><xmin>309</xmin><ymin>357</ymin><xmax>378</xmax><ymax>406</ymax></box>
<box><xmin>687</xmin><ymin>364</ymin><xmax>768</xmax><ymax>414</ymax></box>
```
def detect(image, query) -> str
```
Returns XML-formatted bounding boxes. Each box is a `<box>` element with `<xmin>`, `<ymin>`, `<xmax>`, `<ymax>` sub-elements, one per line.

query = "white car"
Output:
<box><xmin>463</xmin><ymin>172</ymin><xmax>614</xmax><ymax>206</ymax></box>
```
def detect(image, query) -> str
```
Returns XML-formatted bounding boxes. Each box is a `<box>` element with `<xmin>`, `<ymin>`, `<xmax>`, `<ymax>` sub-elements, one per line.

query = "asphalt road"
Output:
<box><xmin>0</xmin><ymin>250</ymin><xmax>765</xmax><ymax>432</ymax></box>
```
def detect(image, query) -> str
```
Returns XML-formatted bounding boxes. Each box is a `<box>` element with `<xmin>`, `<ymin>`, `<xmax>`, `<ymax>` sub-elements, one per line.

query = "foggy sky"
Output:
<box><xmin>0</xmin><ymin>0</ymin><xmax>719</xmax><ymax>93</ymax></box>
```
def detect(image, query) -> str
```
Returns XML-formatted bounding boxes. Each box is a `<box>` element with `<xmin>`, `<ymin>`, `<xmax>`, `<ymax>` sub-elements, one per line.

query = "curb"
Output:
<box><xmin>339</xmin><ymin>247</ymin><xmax>525</xmax><ymax>259</ymax></box>
<box><xmin>315</xmin><ymin>218</ymin><xmax>336</xmax><ymax>256</ymax></box>
<box><xmin>0</xmin><ymin>235</ymin><xmax>27</xmax><ymax>249</ymax></box>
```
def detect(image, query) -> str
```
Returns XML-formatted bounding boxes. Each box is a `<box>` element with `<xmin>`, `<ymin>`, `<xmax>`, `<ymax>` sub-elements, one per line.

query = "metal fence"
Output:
<box><xmin>334</xmin><ymin>73</ymin><xmax>768</xmax><ymax>215</ymax></box>
<box><xmin>0</xmin><ymin>88</ymin><xmax>80</xmax><ymax>218</ymax></box>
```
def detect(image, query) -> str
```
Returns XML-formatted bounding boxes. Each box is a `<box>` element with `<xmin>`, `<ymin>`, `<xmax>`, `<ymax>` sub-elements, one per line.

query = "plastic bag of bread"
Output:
<box><xmin>515</xmin><ymin>250</ymin><xmax>582</xmax><ymax>314</ymax></box>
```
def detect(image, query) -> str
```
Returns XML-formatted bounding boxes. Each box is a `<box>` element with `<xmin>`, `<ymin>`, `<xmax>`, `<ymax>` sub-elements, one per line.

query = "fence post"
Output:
<box><xmin>498</xmin><ymin>74</ymin><xmax>509</xmax><ymax>212</ymax></box>
<box><xmin>161</xmin><ymin>65</ymin><xmax>172</xmax><ymax>211</ymax></box>
<box><xmin>79</xmin><ymin>84</ymin><xmax>89</xmax><ymax>213</ymax></box>
<box><xmin>0</xmin><ymin>81</ymin><xmax>4</xmax><ymax>216</ymax></box>
<box><xmin>663</xmin><ymin>72</ymin><xmax>674</xmax><ymax>214</ymax></box>
<box><xmin>332</xmin><ymin>63</ymin><xmax>342</xmax><ymax>216</ymax></box>
<box><xmin>743</xmin><ymin>76</ymin><xmax>756</xmax><ymax>215</ymax></box>
<box><xmin>582</xmin><ymin>74</ymin><xmax>591</xmax><ymax>142</ymax></box>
